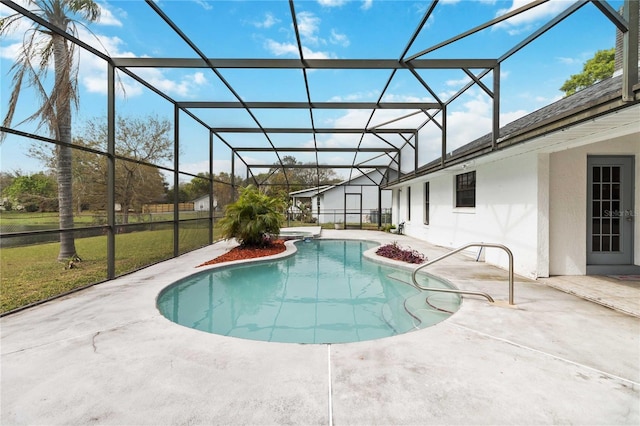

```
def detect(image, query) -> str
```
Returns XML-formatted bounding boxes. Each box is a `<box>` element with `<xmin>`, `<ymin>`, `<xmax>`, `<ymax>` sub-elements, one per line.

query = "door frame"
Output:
<box><xmin>344</xmin><ymin>192</ymin><xmax>362</xmax><ymax>229</ymax></box>
<box><xmin>586</xmin><ymin>155</ymin><xmax>635</xmax><ymax>269</ymax></box>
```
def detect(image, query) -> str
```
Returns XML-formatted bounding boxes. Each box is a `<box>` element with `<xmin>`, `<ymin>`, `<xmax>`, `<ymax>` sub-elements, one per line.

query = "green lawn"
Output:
<box><xmin>1</xmin><ymin>224</ymin><xmax>215</xmax><ymax>314</ymax></box>
<box><xmin>0</xmin><ymin>210</ymin><xmax>207</xmax><ymax>227</ymax></box>
<box><xmin>0</xmin><ymin>214</ymin><xmax>382</xmax><ymax>313</ymax></box>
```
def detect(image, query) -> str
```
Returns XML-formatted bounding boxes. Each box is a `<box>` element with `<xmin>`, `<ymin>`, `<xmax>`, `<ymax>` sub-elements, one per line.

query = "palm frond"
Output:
<box><xmin>2</xmin><ymin>0</ymin><xmax>101</xmax><ymax>137</ymax></box>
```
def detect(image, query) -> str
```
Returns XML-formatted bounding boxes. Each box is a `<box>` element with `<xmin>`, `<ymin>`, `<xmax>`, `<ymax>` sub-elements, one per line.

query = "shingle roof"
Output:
<box><xmin>413</xmin><ymin>69</ymin><xmax>640</xmax><ymax>176</ymax></box>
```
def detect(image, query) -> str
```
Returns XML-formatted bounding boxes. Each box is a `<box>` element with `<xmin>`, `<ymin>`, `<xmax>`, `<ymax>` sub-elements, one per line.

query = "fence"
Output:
<box><xmin>142</xmin><ymin>203</ymin><xmax>194</xmax><ymax>213</ymax></box>
<box><xmin>287</xmin><ymin>208</ymin><xmax>392</xmax><ymax>228</ymax></box>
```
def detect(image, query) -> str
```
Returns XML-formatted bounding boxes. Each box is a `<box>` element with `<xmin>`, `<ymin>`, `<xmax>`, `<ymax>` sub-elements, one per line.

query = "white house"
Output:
<box><xmin>290</xmin><ymin>169</ymin><xmax>394</xmax><ymax>227</ymax></box>
<box><xmin>385</xmin><ymin>66</ymin><xmax>640</xmax><ymax>279</ymax></box>
<box><xmin>192</xmin><ymin>194</ymin><xmax>218</xmax><ymax>211</ymax></box>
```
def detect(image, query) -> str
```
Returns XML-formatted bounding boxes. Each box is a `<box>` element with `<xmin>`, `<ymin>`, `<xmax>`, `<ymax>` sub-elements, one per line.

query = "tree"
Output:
<box><xmin>165</xmin><ymin>184</ymin><xmax>191</xmax><ymax>204</ymax></box>
<box><xmin>74</xmin><ymin>115</ymin><xmax>173</xmax><ymax>223</ymax></box>
<box><xmin>560</xmin><ymin>48</ymin><xmax>615</xmax><ymax>96</ymax></box>
<box><xmin>28</xmin><ymin>136</ymin><xmax>106</xmax><ymax>214</ymax></box>
<box><xmin>212</xmin><ymin>172</ymin><xmax>243</xmax><ymax>212</ymax></box>
<box><xmin>297</xmin><ymin>166</ymin><xmax>342</xmax><ymax>188</ymax></box>
<box><xmin>0</xmin><ymin>172</ymin><xmax>15</xmax><ymax>195</ymax></box>
<box><xmin>0</xmin><ymin>172</ymin><xmax>17</xmax><ymax>210</ymax></box>
<box><xmin>217</xmin><ymin>185</ymin><xmax>285</xmax><ymax>247</ymax></box>
<box><xmin>1</xmin><ymin>0</ymin><xmax>101</xmax><ymax>261</ymax></box>
<box><xmin>183</xmin><ymin>173</ymin><xmax>211</xmax><ymax>200</ymax></box>
<box><xmin>2</xmin><ymin>171</ymin><xmax>57</xmax><ymax>212</ymax></box>
<box><xmin>70</xmin><ymin>147</ymin><xmax>97</xmax><ymax>213</ymax></box>
<box><xmin>255</xmin><ymin>155</ymin><xmax>342</xmax><ymax>203</ymax></box>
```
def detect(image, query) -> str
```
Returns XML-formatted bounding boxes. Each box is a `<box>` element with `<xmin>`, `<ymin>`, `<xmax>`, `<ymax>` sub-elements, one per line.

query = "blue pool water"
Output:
<box><xmin>157</xmin><ymin>239</ymin><xmax>461</xmax><ymax>344</ymax></box>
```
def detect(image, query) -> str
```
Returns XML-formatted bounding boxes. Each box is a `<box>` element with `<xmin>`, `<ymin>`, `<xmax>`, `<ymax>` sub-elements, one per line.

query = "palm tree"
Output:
<box><xmin>217</xmin><ymin>186</ymin><xmax>285</xmax><ymax>247</ymax></box>
<box><xmin>1</xmin><ymin>0</ymin><xmax>100</xmax><ymax>262</ymax></box>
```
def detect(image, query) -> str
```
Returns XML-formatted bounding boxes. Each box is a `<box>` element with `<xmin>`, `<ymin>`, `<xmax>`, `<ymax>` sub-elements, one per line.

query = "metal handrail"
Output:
<box><xmin>411</xmin><ymin>242</ymin><xmax>515</xmax><ymax>305</ymax></box>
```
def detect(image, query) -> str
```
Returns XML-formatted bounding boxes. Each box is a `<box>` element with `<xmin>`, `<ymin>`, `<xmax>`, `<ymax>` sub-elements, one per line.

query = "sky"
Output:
<box><xmin>0</xmin><ymin>0</ymin><xmax>625</xmax><ymax>182</ymax></box>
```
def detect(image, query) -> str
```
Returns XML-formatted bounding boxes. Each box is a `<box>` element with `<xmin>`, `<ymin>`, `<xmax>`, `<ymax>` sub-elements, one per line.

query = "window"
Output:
<box><xmin>407</xmin><ymin>186</ymin><xmax>411</xmax><ymax>221</ymax></box>
<box><xmin>424</xmin><ymin>182</ymin><xmax>430</xmax><ymax>225</ymax></box>
<box><xmin>456</xmin><ymin>171</ymin><xmax>476</xmax><ymax>207</ymax></box>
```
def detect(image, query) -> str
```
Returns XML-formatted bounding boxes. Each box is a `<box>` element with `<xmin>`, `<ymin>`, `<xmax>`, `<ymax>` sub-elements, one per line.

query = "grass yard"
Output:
<box><xmin>1</xmin><ymin>213</ymin><xmax>382</xmax><ymax>313</ymax></box>
<box><xmin>0</xmin><ymin>211</ymin><xmax>207</xmax><ymax>229</ymax></box>
<box><xmin>1</xmin><ymin>225</ymin><xmax>213</xmax><ymax>314</ymax></box>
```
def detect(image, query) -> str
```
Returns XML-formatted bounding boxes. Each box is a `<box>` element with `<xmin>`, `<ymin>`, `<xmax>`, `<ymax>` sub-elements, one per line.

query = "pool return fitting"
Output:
<box><xmin>411</xmin><ymin>242</ymin><xmax>515</xmax><ymax>305</ymax></box>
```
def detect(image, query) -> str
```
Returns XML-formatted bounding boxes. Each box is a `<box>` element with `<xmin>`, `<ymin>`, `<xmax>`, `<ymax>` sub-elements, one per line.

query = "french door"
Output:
<box><xmin>587</xmin><ymin>156</ymin><xmax>635</xmax><ymax>265</ymax></box>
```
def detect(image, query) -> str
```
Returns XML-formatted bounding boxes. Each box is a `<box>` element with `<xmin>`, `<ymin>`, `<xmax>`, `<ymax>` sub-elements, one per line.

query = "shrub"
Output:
<box><xmin>380</xmin><ymin>224</ymin><xmax>396</xmax><ymax>232</ymax></box>
<box><xmin>217</xmin><ymin>186</ymin><xmax>285</xmax><ymax>247</ymax></box>
<box><xmin>24</xmin><ymin>203</ymin><xmax>39</xmax><ymax>213</ymax></box>
<box><xmin>376</xmin><ymin>241</ymin><xmax>426</xmax><ymax>264</ymax></box>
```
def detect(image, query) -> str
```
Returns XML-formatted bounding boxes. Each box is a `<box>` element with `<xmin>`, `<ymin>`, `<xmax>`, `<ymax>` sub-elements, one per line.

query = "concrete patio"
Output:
<box><xmin>1</xmin><ymin>230</ymin><xmax>638</xmax><ymax>425</ymax></box>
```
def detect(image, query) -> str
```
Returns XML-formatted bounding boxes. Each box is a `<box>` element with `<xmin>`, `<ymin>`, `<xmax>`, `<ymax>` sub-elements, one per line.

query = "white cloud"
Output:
<box><xmin>0</xmin><ymin>41</ymin><xmax>22</xmax><ymax>61</ymax></box>
<box><xmin>303</xmin><ymin>47</ymin><xmax>335</xmax><ymax>60</ymax></box>
<box><xmin>381</xmin><ymin>93</ymin><xmax>435</xmax><ymax>103</ymax></box>
<box><xmin>176</xmin><ymin>159</ymin><xmax>232</xmax><ymax>177</ymax></box>
<box><xmin>83</xmin><ymin>72</ymin><xmax>143</xmax><ymax>97</ymax></box>
<box><xmin>0</xmin><ymin>3</ymin><xmax>39</xmax><ymax>39</ymax></box>
<box><xmin>416</xmin><ymin>101</ymin><xmax>491</xmax><ymax>155</ymax></box>
<box><xmin>190</xmin><ymin>0</ymin><xmax>213</xmax><ymax>11</ymax></box>
<box><xmin>75</xmin><ymin>31</ymin><xmax>137</xmax><ymax>97</ymax></box>
<box><xmin>87</xmin><ymin>32</ymin><xmax>134</xmax><ymax>57</ymax></box>
<box><xmin>500</xmin><ymin>109</ymin><xmax>528</xmax><ymax>126</ymax></box>
<box><xmin>320</xmin><ymin>89</ymin><xmax>533</xmax><ymax>162</ymax></box>
<box><xmin>74</xmin><ymin>29</ymin><xmax>206</xmax><ymax>99</ymax></box>
<box><xmin>82</xmin><ymin>66</ymin><xmax>209</xmax><ymax>99</ymax></box>
<box><xmin>317</xmin><ymin>0</ymin><xmax>347</xmax><ymax>7</ymax></box>
<box><xmin>1</xmin><ymin>1</ymin><xmax>123</xmax><ymax>27</ymax></box>
<box><xmin>328</xmin><ymin>90</ymin><xmax>380</xmax><ymax>102</ymax></box>
<box><xmin>264</xmin><ymin>40</ymin><xmax>299</xmax><ymax>56</ymax></box>
<box><xmin>132</xmin><ymin>68</ymin><xmax>208</xmax><ymax>98</ymax></box>
<box><xmin>264</xmin><ymin>39</ymin><xmax>335</xmax><ymax>59</ymax></box>
<box><xmin>330</xmin><ymin>29</ymin><xmax>350</xmax><ymax>47</ymax></box>
<box><xmin>445</xmin><ymin>76</ymin><xmax>472</xmax><ymax>87</ymax></box>
<box><xmin>493</xmin><ymin>0</ymin><xmax>569</xmax><ymax>35</ymax></box>
<box><xmin>462</xmin><ymin>94</ymin><xmax>491</xmax><ymax>117</ymax></box>
<box><xmin>557</xmin><ymin>56</ymin><xmax>579</xmax><ymax>65</ymax></box>
<box><xmin>96</xmin><ymin>3</ymin><xmax>123</xmax><ymax>27</ymax></box>
<box><xmin>297</xmin><ymin>11</ymin><xmax>321</xmax><ymax>45</ymax></box>
<box><xmin>0</xmin><ymin>2</ymin><xmax>131</xmax><ymax>90</ymax></box>
<box><xmin>192</xmin><ymin>72</ymin><xmax>207</xmax><ymax>85</ymax></box>
<box><xmin>253</xmin><ymin>12</ymin><xmax>280</xmax><ymax>29</ymax></box>
<box><xmin>263</xmin><ymin>10</ymin><xmax>345</xmax><ymax>58</ymax></box>
<box><xmin>361</xmin><ymin>0</ymin><xmax>373</xmax><ymax>11</ymax></box>
<box><xmin>535</xmin><ymin>93</ymin><xmax>562</xmax><ymax>104</ymax></box>
<box><xmin>332</xmin><ymin>110</ymin><xmax>374</xmax><ymax>129</ymax></box>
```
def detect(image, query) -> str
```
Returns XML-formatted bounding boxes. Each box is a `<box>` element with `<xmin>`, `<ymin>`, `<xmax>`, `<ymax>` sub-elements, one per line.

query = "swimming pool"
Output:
<box><xmin>157</xmin><ymin>239</ymin><xmax>461</xmax><ymax>344</ymax></box>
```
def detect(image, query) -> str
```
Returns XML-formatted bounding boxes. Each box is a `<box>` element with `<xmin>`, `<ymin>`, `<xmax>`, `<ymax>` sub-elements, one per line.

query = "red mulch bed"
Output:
<box><xmin>197</xmin><ymin>240</ymin><xmax>286</xmax><ymax>267</ymax></box>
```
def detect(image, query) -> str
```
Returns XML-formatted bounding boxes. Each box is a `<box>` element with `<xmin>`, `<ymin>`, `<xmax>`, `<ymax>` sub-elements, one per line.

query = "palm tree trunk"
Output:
<box><xmin>57</xmin><ymin>144</ymin><xmax>77</xmax><ymax>260</ymax></box>
<box><xmin>52</xmin><ymin>34</ymin><xmax>78</xmax><ymax>261</ymax></box>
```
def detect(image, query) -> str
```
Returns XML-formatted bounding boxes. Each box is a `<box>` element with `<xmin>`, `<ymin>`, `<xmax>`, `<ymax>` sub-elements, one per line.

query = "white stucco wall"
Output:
<box><xmin>395</xmin><ymin>152</ymin><xmax>545</xmax><ymax>278</ymax></box>
<box><xmin>391</xmin><ymin>133</ymin><xmax>638</xmax><ymax>278</ymax></box>
<box><xmin>549</xmin><ymin>136</ymin><xmax>639</xmax><ymax>275</ymax></box>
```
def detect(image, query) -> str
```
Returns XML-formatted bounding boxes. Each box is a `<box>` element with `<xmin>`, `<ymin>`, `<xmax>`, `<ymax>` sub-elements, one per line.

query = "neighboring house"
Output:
<box><xmin>193</xmin><ymin>194</ymin><xmax>217</xmax><ymax>211</ymax></box>
<box><xmin>290</xmin><ymin>169</ymin><xmax>394</xmax><ymax>226</ymax></box>
<box><xmin>286</xmin><ymin>204</ymin><xmax>304</xmax><ymax>221</ymax></box>
<box><xmin>385</xmin><ymin>61</ymin><xmax>640</xmax><ymax>278</ymax></box>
